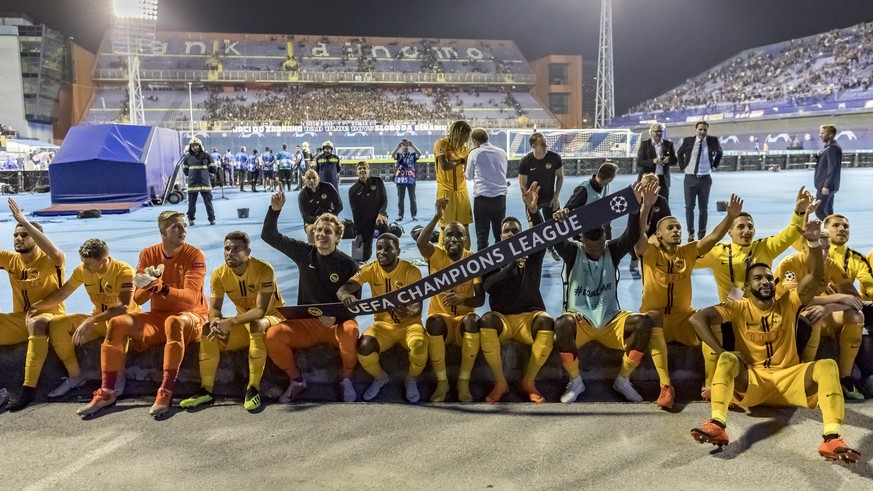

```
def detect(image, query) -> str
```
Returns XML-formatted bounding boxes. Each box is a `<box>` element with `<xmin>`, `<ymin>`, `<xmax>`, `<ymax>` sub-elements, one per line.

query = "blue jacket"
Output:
<box><xmin>814</xmin><ymin>141</ymin><xmax>842</xmax><ymax>192</ymax></box>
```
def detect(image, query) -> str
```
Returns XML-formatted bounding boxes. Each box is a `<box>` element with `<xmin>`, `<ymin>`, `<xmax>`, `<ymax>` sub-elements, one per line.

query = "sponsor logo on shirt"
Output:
<box><xmin>194</xmin><ymin>262</ymin><xmax>206</xmax><ymax>269</ymax></box>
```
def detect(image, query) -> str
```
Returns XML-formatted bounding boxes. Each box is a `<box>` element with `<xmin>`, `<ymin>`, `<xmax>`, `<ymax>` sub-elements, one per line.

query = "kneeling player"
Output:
<box><xmin>27</xmin><ymin>239</ymin><xmax>138</xmax><ymax>400</ymax></box>
<box><xmin>554</xmin><ymin>181</ymin><xmax>656</xmax><ymax>403</ymax></box>
<box><xmin>180</xmin><ymin>232</ymin><xmax>283</xmax><ymax>412</ymax></box>
<box><xmin>689</xmin><ymin>221</ymin><xmax>860</xmax><ymax>462</ymax></box>
<box><xmin>416</xmin><ymin>198</ymin><xmax>485</xmax><ymax>402</ymax></box>
<box><xmin>338</xmin><ymin>234</ymin><xmax>427</xmax><ymax>403</ymax></box>
<box><xmin>78</xmin><ymin>211</ymin><xmax>208</xmax><ymax>418</ymax></box>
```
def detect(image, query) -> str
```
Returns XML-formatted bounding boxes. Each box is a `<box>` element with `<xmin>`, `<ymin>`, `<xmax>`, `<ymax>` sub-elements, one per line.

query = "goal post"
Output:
<box><xmin>505</xmin><ymin>128</ymin><xmax>637</xmax><ymax>159</ymax></box>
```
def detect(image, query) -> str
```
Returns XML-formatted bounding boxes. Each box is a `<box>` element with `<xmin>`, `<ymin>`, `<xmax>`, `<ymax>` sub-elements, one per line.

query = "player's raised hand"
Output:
<box><xmin>641</xmin><ymin>181</ymin><xmax>660</xmax><ymax>209</ymax></box>
<box><xmin>522</xmin><ymin>181</ymin><xmax>540</xmax><ymax>213</ymax></box>
<box><xmin>8</xmin><ymin>198</ymin><xmax>27</xmax><ymax>225</ymax></box>
<box><xmin>801</xmin><ymin>219</ymin><xmax>822</xmax><ymax>242</ymax></box>
<box><xmin>434</xmin><ymin>198</ymin><xmax>449</xmax><ymax>220</ymax></box>
<box><xmin>270</xmin><ymin>192</ymin><xmax>286</xmax><ymax>211</ymax></box>
<box><xmin>794</xmin><ymin>186</ymin><xmax>811</xmax><ymax>214</ymax></box>
<box><xmin>726</xmin><ymin>194</ymin><xmax>744</xmax><ymax>218</ymax></box>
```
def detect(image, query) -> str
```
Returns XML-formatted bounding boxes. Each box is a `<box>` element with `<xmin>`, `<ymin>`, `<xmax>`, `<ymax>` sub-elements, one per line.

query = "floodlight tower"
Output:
<box><xmin>594</xmin><ymin>0</ymin><xmax>614</xmax><ymax>128</ymax></box>
<box><xmin>111</xmin><ymin>0</ymin><xmax>158</xmax><ymax>125</ymax></box>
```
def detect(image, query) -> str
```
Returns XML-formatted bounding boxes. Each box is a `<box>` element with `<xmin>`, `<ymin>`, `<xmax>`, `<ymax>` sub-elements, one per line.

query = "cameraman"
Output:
<box><xmin>392</xmin><ymin>138</ymin><xmax>421</xmax><ymax>221</ymax></box>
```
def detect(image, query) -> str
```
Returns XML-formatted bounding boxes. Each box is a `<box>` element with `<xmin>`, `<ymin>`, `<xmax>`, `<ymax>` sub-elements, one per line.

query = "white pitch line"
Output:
<box><xmin>23</xmin><ymin>432</ymin><xmax>139</xmax><ymax>491</ymax></box>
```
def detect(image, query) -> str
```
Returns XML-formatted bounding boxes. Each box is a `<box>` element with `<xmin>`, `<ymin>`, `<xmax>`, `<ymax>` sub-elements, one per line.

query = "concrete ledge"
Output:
<box><xmin>0</xmin><ymin>339</ymin><xmax>720</xmax><ymax>404</ymax></box>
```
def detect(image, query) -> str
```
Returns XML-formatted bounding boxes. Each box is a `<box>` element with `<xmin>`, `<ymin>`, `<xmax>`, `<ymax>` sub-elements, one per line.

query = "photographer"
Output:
<box><xmin>392</xmin><ymin>138</ymin><xmax>420</xmax><ymax>221</ymax></box>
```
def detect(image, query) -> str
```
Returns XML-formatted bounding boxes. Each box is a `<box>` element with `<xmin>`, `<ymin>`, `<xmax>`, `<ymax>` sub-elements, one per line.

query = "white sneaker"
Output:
<box><xmin>405</xmin><ymin>377</ymin><xmax>420</xmax><ymax>404</ymax></box>
<box><xmin>560</xmin><ymin>376</ymin><xmax>586</xmax><ymax>404</ymax></box>
<box><xmin>363</xmin><ymin>373</ymin><xmax>389</xmax><ymax>401</ymax></box>
<box><xmin>340</xmin><ymin>378</ymin><xmax>356</xmax><ymax>402</ymax></box>
<box><xmin>48</xmin><ymin>375</ymin><xmax>86</xmax><ymax>398</ymax></box>
<box><xmin>613</xmin><ymin>375</ymin><xmax>643</xmax><ymax>402</ymax></box>
<box><xmin>115</xmin><ymin>375</ymin><xmax>126</xmax><ymax>398</ymax></box>
<box><xmin>279</xmin><ymin>379</ymin><xmax>307</xmax><ymax>403</ymax></box>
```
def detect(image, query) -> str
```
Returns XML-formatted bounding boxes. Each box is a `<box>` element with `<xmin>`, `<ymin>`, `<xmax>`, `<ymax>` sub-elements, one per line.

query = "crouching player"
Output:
<box><xmin>180</xmin><ymin>231</ymin><xmax>284</xmax><ymax>412</ymax></box>
<box><xmin>689</xmin><ymin>220</ymin><xmax>860</xmax><ymax>462</ymax></box>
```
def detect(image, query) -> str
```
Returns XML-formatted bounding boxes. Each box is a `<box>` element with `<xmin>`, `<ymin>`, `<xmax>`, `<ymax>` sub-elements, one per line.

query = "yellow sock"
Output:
<box><xmin>702</xmin><ymin>324</ymin><xmax>723</xmax><ymax>388</ymax></box>
<box><xmin>459</xmin><ymin>332</ymin><xmax>480</xmax><ymax>381</ymax></box>
<box><xmin>618</xmin><ymin>350</ymin><xmax>642</xmax><ymax>379</ymax></box>
<box><xmin>649</xmin><ymin>328</ymin><xmax>670</xmax><ymax>386</ymax></box>
<box><xmin>357</xmin><ymin>352</ymin><xmax>384</xmax><ymax>378</ymax></box>
<box><xmin>802</xmin><ymin>323</ymin><xmax>822</xmax><ymax>363</ymax></box>
<box><xmin>838</xmin><ymin>322</ymin><xmax>863</xmax><ymax>378</ymax></box>
<box><xmin>23</xmin><ymin>335</ymin><xmax>49</xmax><ymax>388</ymax></box>
<box><xmin>407</xmin><ymin>335</ymin><xmax>428</xmax><ymax>378</ymax></box>
<box><xmin>560</xmin><ymin>352</ymin><xmax>580</xmax><ymax>379</ymax></box>
<box><xmin>813</xmin><ymin>359</ymin><xmax>844</xmax><ymax>435</ymax></box>
<box><xmin>48</xmin><ymin>323</ymin><xmax>81</xmax><ymax>378</ymax></box>
<box><xmin>428</xmin><ymin>334</ymin><xmax>447</xmax><ymax>381</ymax></box>
<box><xmin>198</xmin><ymin>335</ymin><xmax>221</xmax><ymax>392</ymax></box>
<box><xmin>710</xmin><ymin>352</ymin><xmax>740</xmax><ymax>425</ymax></box>
<box><xmin>480</xmin><ymin>329</ymin><xmax>505</xmax><ymax>383</ymax></box>
<box><xmin>248</xmin><ymin>332</ymin><xmax>267</xmax><ymax>390</ymax></box>
<box><xmin>523</xmin><ymin>330</ymin><xmax>554</xmax><ymax>383</ymax></box>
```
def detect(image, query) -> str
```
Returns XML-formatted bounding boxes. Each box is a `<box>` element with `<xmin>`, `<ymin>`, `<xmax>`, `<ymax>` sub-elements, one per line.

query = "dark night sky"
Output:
<box><xmin>5</xmin><ymin>0</ymin><xmax>873</xmax><ymax>114</ymax></box>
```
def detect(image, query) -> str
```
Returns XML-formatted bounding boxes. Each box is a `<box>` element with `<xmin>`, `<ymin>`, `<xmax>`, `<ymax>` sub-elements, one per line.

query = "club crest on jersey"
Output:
<box><xmin>674</xmin><ymin>259</ymin><xmax>685</xmax><ymax>270</ymax></box>
<box><xmin>321</xmin><ymin>194</ymin><xmax>327</xmax><ymax>199</ymax></box>
<box><xmin>247</xmin><ymin>284</ymin><xmax>256</xmax><ymax>294</ymax></box>
<box><xmin>545</xmin><ymin>163</ymin><xmax>552</xmax><ymax>169</ymax></box>
<box><xmin>330</xmin><ymin>273</ymin><xmax>339</xmax><ymax>283</ymax></box>
<box><xmin>370</xmin><ymin>185</ymin><xmax>376</xmax><ymax>190</ymax></box>
<box><xmin>307</xmin><ymin>307</ymin><xmax>323</xmax><ymax>317</ymax></box>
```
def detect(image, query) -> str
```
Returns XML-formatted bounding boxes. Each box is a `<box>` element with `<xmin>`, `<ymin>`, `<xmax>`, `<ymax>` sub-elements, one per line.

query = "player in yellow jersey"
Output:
<box><xmin>25</xmin><ymin>239</ymin><xmax>138</xmax><ymax>403</ymax></box>
<box><xmin>338</xmin><ymin>234</ymin><xmax>427</xmax><ymax>403</ymax></box>
<box><xmin>416</xmin><ymin>197</ymin><xmax>485</xmax><ymax>402</ymax></box>
<box><xmin>689</xmin><ymin>220</ymin><xmax>860</xmax><ymax>463</ymax></box>
<box><xmin>638</xmin><ymin>194</ymin><xmax>743</xmax><ymax>409</ymax></box>
<box><xmin>0</xmin><ymin>199</ymin><xmax>66</xmax><ymax>411</ymax></box>
<box><xmin>775</xmin><ymin>229</ymin><xmax>865</xmax><ymax>401</ymax></box>
<box><xmin>693</xmin><ymin>187</ymin><xmax>814</xmax><ymax>397</ymax></box>
<box><xmin>434</xmin><ymin>121</ymin><xmax>473</xmax><ymax>248</ymax></box>
<box><xmin>179</xmin><ymin>231</ymin><xmax>284</xmax><ymax>412</ymax></box>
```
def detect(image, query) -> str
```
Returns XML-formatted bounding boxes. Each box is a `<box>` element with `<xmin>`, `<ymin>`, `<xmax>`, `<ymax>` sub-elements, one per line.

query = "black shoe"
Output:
<box><xmin>209</xmin><ymin>220</ymin><xmax>216</xmax><ymax>225</ymax></box>
<box><xmin>7</xmin><ymin>386</ymin><xmax>35</xmax><ymax>412</ymax></box>
<box><xmin>687</xmin><ymin>233</ymin><xmax>695</xmax><ymax>243</ymax></box>
<box><xmin>397</xmin><ymin>216</ymin><xmax>404</xmax><ymax>221</ymax></box>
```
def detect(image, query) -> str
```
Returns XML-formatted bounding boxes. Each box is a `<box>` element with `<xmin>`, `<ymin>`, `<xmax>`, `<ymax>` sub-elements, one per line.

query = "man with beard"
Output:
<box><xmin>689</xmin><ymin>220</ymin><xmax>860</xmax><ymax>463</ymax></box>
<box><xmin>348</xmin><ymin>161</ymin><xmax>388</xmax><ymax>263</ymax></box>
<box><xmin>416</xmin><ymin>198</ymin><xmax>485</xmax><ymax>402</ymax></box>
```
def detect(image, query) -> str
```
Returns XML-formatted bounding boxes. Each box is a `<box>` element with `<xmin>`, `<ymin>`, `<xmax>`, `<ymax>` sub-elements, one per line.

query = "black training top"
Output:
<box><xmin>348</xmin><ymin>176</ymin><xmax>388</xmax><ymax>232</ymax></box>
<box><xmin>482</xmin><ymin>211</ymin><xmax>546</xmax><ymax>314</ymax></box>
<box><xmin>518</xmin><ymin>150</ymin><xmax>563</xmax><ymax>206</ymax></box>
<box><xmin>298</xmin><ymin>182</ymin><xmax>343</xmax><ymax>224</ymax></box>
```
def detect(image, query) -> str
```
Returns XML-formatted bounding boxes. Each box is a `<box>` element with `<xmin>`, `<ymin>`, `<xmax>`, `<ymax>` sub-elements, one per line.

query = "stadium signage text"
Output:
<box><xmin>232</xmin><ymin>122</ymin><xmax>448</xmax><ymax>134</ymax></box>
<box><xmin>278</xmin><ymin>186</ymin><xmax>639</xmax><ymax>319</ymax></box>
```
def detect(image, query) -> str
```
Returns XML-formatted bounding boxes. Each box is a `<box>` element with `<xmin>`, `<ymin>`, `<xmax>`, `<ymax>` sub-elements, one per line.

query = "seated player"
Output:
<box><xmin>0</xmin><ymin>199</ymin><xmax>66</xmax><ymax>411</ymax></box>
<box><xmin>478</xmin><ymin>183</ymin><xmax>554</xmax><ymax>403</ymax></box>
<box><xmin>694</xmin><ymin>187</ymin><xmax>814</xmax><ymax>397</ymax></box>
<box><xmin>638</xmin><ymin>194</ymin><xmax>744</xmax><ymax>409</ymax></box>
<box><xmin>553</xmin><ymin>182</ymin><xmax>655</xmax><ymax>404</ymax></box>
<box><xmin>338</xmin><ymin>234</ymin><xmax>427</xmax><ymax>403</ymax></box>
<box><xmin>261</xmin><ymin>193</ymin><xmax>360</xmax><ymax>403</ymax></box>
<box><xmin>774</xmin><ymin>229</ymin><xmax>864</xmax><ymax>401</ymax></box>
<box><xmin>689</xmin><ymin>220</ymin><xmax>860</xmax><ymax>463</ymax></box>
<box><xmin>77</xmin><ymin>211</ymin><xmax>208</xmax><ymax>418</ymax></box>
<box><xmin>180</xmin><ymin>231</ymin><xmax>284</xmax><ymax>412</ymax></box>
<box><xmin>416</xmin><ymin>197</ymin><xmax>485</xmax><ymax>402</ymax></box>
<box><xmin>27</xmin><ymin>239</ymin><xmax>138</xmax><ymax>400</ymax></box>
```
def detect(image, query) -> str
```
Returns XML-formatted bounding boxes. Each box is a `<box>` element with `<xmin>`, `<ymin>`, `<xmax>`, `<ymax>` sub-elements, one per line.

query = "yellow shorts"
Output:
<box><xmin>733</xmin><ymin>362</ymin><xmax>817</xmax><ymax>409</ymax></box>
<box><xmin>0</xmin><ymin>312</ymin><xmax>58</xmax><ymax>345</ymax></box>
<box><xmin>365</xmin><ymin>321</ymin><xmax>426</xmax><ymax>353</ymax></box>
<box><xmin>428</xmin><ymin>313</ymin><xmax>470</xmax><ymax>346</ymax></box>
<box><xmin>662</xmin><ymin>310</ymin><xmax>700</xmax><ymax>346</ymax></box>
<box><xmin>492</xmin><ymin>311</ymin><xmax>550</xmax><ymax>345</ymax></box>
<box><xmin>48</xmin><ymin>313</ymin><xmax>108</xmax><ymax>344</ymax></box>
<box><xmin>437</xmin><ymin>189</ymin><xmax>473</xmax><ymax>226</ymax></box>
<box><xmin>571</xmin><ymin>311</ymin><xmax>630</xmax><ymax>351</ymax></box>
<box><xmin>219</xmin><ymin>315</ymin><xmax>284</xmax><ymax>352</ymax></box>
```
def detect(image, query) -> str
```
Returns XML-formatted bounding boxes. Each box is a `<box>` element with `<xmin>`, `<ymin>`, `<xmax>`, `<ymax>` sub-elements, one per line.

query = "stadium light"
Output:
<box><xmin>113</xmin><ymin>0</ymin><xmax>159</xmax><ymax>20</ymax></box>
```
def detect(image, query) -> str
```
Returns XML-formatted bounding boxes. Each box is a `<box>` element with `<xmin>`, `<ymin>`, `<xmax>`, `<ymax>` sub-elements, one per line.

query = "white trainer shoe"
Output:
<box><xmin>340</xmin><ymin>378</ymin><xmax>356</xmax><ymax>402</ymax></box>
<box><xmin>560</xmin><ymin>376</ymin><xmax>586</xmax><ymax>404</ymax></box>
<box><xmin>404</xmin><ymin>377</ymin><xmax>420</xmax><ymax>404</ymax></box>
<box><xmin>613</xmin><ymin>375</ymin><xmax>643</xmax><ymax>402</ymax></box>
<box><xmin>48</xmin><ymin>375</ymin><xmax>86</xmax><ymax>398</ymax></box>
<box><xmin>279</xmin><ymin>379</ymin><xmax>307</xmax><ymax>403</ymax></box>
<box><xmin>363</xmin><ymin>373</ymin><xmax>389</xmax><ymax>401</ymax></box>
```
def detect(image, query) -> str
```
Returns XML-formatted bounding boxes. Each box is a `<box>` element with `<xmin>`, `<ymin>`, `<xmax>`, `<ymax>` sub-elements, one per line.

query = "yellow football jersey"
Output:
<box><xmin>695</xmin><ymin>211</ymin><xmax>805</xmax><ymax>301</ymax></box>
<box><xmin>714</xmin><ymin>289</ymin><xmax>803</xmax><ymax>370</ymax></box>
<box><xmin>67</xmin><ymin>257</ymin><xmax>141</xmax><ymax>315</ymax></box>
<box><xmin>210</xmin><ymin>257</ymin><xmax>284</xmax><ymax>317</ymax></box>
<box><xmin>640</xmin><ymin>242</ymin><xmax>699</xmax><ymax>314</ymax></box>
<box><xmin>827</xmin><ymin>243</ymin><xmax>873</xmax><ymax>299</ymax></box>
<box><xmin>433</xmin><ymin>137</ymin><xmax>469</xmax><ymax>193</ymax></box>
<box><xmin>352</xmin><ymin>259</ymin><xmax>423</xmax><ymax>325</ymax></box>
<box><xmin>774</xmin><ymin>252</ymin><xmax>847</xmax><ymax>298</ymax></box>
<box><xmin>426</xmin><ymin>246</ymin><xmax>481</xmax><ymax>317</ymax></box>
<box><xmin>0</xmin><ymin>249</ymin><xmax>65</xmax><ymax>313</ymax></box>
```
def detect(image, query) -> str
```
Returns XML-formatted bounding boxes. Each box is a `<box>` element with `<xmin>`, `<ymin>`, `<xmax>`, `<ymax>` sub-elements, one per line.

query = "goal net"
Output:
<box><xmin>505</xmin><ymin>128</ymin><xmax>636</xmax><ymax>159</ymax></box>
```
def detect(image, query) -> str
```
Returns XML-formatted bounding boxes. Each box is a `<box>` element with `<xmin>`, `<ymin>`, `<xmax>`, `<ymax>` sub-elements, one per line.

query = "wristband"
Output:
<box><xmin>807</xmin><ymin>240</ymin><xmax>821</xmax><ymax>248</ymax></box>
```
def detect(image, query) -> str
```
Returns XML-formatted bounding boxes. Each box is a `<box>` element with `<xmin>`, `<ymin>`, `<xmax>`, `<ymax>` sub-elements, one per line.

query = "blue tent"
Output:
<box><xmin>36</xmin><ymin>124</ymin><xmax>181</xmax><ymax>215</ymax></box>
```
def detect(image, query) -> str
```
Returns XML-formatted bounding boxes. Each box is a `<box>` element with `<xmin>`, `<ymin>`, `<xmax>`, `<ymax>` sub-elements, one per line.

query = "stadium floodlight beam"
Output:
<box><xmin>111</xmin><ymin>0</ymin><xmax>159</xmax><ymax>126</ymax></box>
<box><xmin>594</xmin><ymin>0</ymin><xmax>615</xmax><ymax>128</ymax></box>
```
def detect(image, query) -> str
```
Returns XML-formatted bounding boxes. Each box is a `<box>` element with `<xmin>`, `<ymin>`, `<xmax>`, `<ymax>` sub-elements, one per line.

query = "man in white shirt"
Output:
<box><xmin>677</xmin><ymin>121</ymin><xmax>723</xmax><ymax>242</ymax></box>
<box><xmin>466</xmin><ymin>128</ymin><xmax>508</xmax><ymax>250</ymax></box>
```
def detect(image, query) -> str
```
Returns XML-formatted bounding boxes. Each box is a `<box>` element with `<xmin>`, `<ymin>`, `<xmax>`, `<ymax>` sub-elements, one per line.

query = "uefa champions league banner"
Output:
<box><xmin>278</xmin><ymin>186</ymin><xmax>640</xmax><ymax>320</ymax></box>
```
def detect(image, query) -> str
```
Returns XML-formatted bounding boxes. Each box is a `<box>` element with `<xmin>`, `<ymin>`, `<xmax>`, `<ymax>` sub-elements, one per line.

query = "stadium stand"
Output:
<box><xmin>615</xmin><ymin>22</ymin><xmax>873</xmax><ymax>125</ymax></box>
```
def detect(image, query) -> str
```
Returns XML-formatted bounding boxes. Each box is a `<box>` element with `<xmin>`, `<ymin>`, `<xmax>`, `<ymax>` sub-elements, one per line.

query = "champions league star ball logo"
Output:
<box><xmin>610</xmin><ymin>196</ymin><xmax>628</xmax><ymax>214</ymax></box>
<box><xmin>785</xmin><ymin>271</ymin><xmax>796</xmax><ymax>282</ymax></box>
